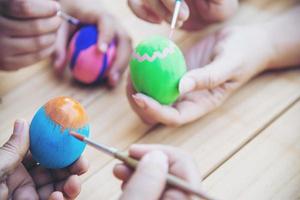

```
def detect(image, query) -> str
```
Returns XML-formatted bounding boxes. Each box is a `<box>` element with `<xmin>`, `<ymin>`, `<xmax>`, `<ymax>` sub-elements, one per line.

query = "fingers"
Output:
<box><xmin>0</xmin><ymin>15</ymin><xmax>62</xmax><ymax>37</ymax></box>
<box><xmin>48</xmin><ymin>192</ymin><xmax>64</xmax><ymax>200</ymax></box>
<box><xmin>38</xmin><ymin>175</ymin><xmax>81</xmax><ymax>200</ymax></box>
<box><xmin>2</xmin><ymin>43</ymin><xmax>56</xmax><ymax>71</ymax></box>
<box><xmin>126</xmin><ymin>78</ymin><xmax>157</xmax><ymax>125</ymax></box>
<box><xmin>161</xmin><ymin>188</ymin><xmax>188</xmax><ymax>200</ymax></box>
<box><xmin>0</xmin><ymin>119</ymin><xmax>29</xmax><ymax>181</ymax></box>
<box><xmin>113</xmin><ymin>163</ymin><xmax>133</xmax><ymax>182</ymax></box>
<box><xmin>161</xmin><ymin>0</ymin><xmax>190</xmax><ymax>23</ymax></box>
<box><xmin>0</xmin><ymin>0</ymin><xmax>59</xmax><ymax>19</ymax></box>
<box><xmin>131</xmin><ymin>93</ymin><xmax>183</xmax><ymax>126</ymax></box>
<box><xmin>0</xmin><ymin>32</ymin><xmax>57</xmax><ymax>56</ymax></box>
<box><xmin>129</xmin><ymin>144</ymin><xmax>201</xmax><ymax>187</ymax></box>
<box><xmin>9</xmin><ymin>164</ymin><xmax>39</xmax><ymax>200</ymax></box>
<box><xmin>120</xmin><ymin>151</ymin><xmax>168</xmax><ymax>200</ymax></box>
<box><xmin>97</xmin><ymin>15</ymin><xmax>115</xmax><ymax>53</ymax></box>
<box><xmin>55</xmin><ymin>175</ymin><xmax>81</xmax><ymax>199</ymax></box>
<box><xmin>128</xmin><ymin>0</ymin><xmax>162</xmax><ymax>23</ymax></box>
<box><xmin>143</xmin><ymin>0</ymin><xmax>170</xmax><ymax>22</ymax></box>
<box><xmin>195</xmin><ymin>0</ymin><xmax>239</xmax><ymax>23</ymax></box>
<box><xmin>129</xmin><ymin>77</ymin><xmax>232</xmax><ymax>125</ymax></box>
<box><xmin>68</xmin><ymin>156</ymin><xmax>89</xmax><ymax>176</ymax></box>
<box><xmin>116</xmin><ymin>145</ymin><xmax>202</xmax><ymax>200</ymax></box>
<box><xmin>106</xmin><ymin>27</ymin><xmax>132</xmax><ymax>87</ymax></box>
<box><xmin>128</xmin><ymin>0</ymin><xmax>190</xmax><ymax>25</ymax></box>
<box><xmin>0</xmin><ymin>183</ymin><xmax>9</xmax><ymax>200</ymax></box>
<box><xmin>30</xmin><ymin>156</ymin><xmax>88</xmax><ymax>188</ymax></box>
<box><xmin>129</xmin><ymin>144</ymin><xmax>189</xmax><ymax>166</ymax></box>
<box><xmin>179</xmin><ymin>54</ymin><xmax>236</xmax><ymax>95</ymax></box>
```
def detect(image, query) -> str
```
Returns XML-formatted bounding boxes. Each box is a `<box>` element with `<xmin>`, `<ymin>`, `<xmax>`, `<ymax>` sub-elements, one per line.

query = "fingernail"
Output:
<box><xmin>179</xmin><ymin>76</ymin><xmax>195</xmax><ymax>94</ymax></box>
<box><xmin>99</xmin><ymin>43</ymin><xmax>108</xmax><ymax>53</ymax></box>
<box><xmin>142</xmin><ymin>151</ymin><xmax>168</xmax><ymax>170</ymax></box>
<box><xmin>132</xmin><ymin>95</ymin><xmax>145</xmax><ymax>109</ymax></box>
<box><xmin>14</xmin><ymin>119</ymin><xmax>25</xmax><ymax>135</ymax></box>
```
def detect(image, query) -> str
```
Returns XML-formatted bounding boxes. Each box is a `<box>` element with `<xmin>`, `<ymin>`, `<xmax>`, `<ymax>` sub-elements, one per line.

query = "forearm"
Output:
<box><xmin>265</xmin><ymin>6</ymin><xmax>300</xmax><ymax>69</ymax></box>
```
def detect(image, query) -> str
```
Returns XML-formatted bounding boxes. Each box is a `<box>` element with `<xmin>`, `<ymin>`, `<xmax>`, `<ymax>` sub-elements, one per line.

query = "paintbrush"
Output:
<box><xmin>57</xmin><ymin>10</ymin><xmax>80</xmax><ymax>26</ymax></box>
<box><xmin>169</xmin><ymin>0</ymin><xmax>182</xmax><ymax>39</ymax></box>
<box><xmin>70</xmin><ymin>131</ymin><xmax>217</xmax><ymax>200</ymax></box>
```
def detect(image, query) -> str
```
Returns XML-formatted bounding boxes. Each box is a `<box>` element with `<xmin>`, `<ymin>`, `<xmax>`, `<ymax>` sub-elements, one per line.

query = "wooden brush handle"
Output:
<box><xmin>114</xmin><ymin>152</ymin><xmax>216</xmax><ymax>200</ymax></box>
<box><xmin>115</xmin><ymin>151</ymin><xmax>139</xmax><ymax>168</ymax></box>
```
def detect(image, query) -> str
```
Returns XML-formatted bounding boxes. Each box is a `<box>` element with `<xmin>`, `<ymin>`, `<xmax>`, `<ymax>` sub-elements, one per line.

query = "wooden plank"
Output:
<box><xmin>0</xmin><ymin>0</ymin><xmax>299</xmax><ymax>199</ymax></box>
<box><xmin>78</xmin><ymin>0</ymin><xmax>300</xmax><ymax>185</ymax></box>
<box><xmin>0</xmin><ymin>61</ymin><xmax>45</xmax><ymax>96</ymax></box>
<box><xmin>203</xmin><ymin>100</ymin><xmax>300</xmax><ymax>200</ymax></box>
<box><xmin>78</xmin><ymin>67</ymin><xmax>300</xmax><ymax>199</ymax></box>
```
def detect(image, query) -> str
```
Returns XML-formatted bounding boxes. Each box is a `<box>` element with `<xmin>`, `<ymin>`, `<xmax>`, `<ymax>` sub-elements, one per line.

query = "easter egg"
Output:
<box><xmin>29</xmin><ymin>97</ymin><xmax>89</xmax><ymax>169</ymax></box>
<box><xmin>130</xmin><ymin>36</ymin><xmax>187</xmax><ymax>105</ymax></box>
<box><xmin>68</xmin><ymin>25</ymin><xmax>116</xmax><ymax>84</ymax></box>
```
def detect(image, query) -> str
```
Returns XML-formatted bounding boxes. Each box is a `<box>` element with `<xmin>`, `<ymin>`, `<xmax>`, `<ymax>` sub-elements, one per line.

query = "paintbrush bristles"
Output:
<box><xmin>70</xmin><ymin>131</ymin><xmax>85</xmax><ymax>141</ymax></box>
<box><xmin>69</xmin><ymin>131</ymin><xmax>116</xmax><ymax>156</ymax></box>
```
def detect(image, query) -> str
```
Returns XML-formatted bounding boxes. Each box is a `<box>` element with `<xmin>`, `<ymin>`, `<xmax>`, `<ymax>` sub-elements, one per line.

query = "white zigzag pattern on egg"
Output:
<box><xmin>132</xmin><ymin>43</ymin><xmax>176</xmax><ymax>62</ymax></box>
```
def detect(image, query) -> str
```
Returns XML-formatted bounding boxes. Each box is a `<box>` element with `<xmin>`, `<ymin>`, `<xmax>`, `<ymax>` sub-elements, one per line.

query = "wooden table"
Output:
<box><xmin>1</xmin><ymin>0</ymin><xmax>299</xmax><ymax>199</ymax></box>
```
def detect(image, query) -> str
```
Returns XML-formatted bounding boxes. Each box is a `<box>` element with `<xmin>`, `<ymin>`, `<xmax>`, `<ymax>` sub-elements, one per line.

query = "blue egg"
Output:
<box><xmin>29</xmin><ymin>97</ymin><xmax>89</xmax><ymax>169</ymax></box>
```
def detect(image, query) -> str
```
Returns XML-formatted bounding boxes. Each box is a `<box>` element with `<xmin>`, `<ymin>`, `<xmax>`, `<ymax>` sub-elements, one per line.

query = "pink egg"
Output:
<box><xmin>68</xmin><ymin>25</ymin><xmax>116</xmax><ymax>84</ymax></box>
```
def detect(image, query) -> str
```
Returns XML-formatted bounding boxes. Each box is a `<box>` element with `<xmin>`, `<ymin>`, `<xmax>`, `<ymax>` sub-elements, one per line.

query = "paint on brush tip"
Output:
<box><xmin>45</xmin><ymin>96</ymin><xmax>88</xmax><ymax>129</ymax></box>
<box><xmin>69</xmin><ymin>131</ymin><xmax>85</xmax><ymax>141</ymax></box>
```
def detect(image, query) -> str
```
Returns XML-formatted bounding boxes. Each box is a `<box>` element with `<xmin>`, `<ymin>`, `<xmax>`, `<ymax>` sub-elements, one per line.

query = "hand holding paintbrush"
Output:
<box><xmin>70</xmin><ymin>131</ymin><xmax>217</xmax><ymax>200</ymax></box>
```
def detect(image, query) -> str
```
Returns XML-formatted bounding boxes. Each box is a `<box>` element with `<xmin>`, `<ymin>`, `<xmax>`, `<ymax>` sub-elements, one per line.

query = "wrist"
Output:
<box><xmin>263</xmin><ymin>9</ymin><xmax>300</xmax><ymax>70</ymax></box>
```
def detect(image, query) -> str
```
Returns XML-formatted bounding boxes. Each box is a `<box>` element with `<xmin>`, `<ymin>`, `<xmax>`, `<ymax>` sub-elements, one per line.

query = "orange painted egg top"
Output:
<box><xmin>45</xmin><ymin>96</ymin><xmax>88</xmax><ymax>129</ymax></box>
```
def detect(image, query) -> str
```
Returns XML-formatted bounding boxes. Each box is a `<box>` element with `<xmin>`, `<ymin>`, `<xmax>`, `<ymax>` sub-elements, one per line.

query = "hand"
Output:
<box><xmin>127</xmin><ymin>25</ymin><xmax>275</xmax><ymax>126</ymax></box>
<box><xmin>61</xmin><ymin>0</ymin><xmax>133</xmax><ymax>87</ymax></box>
<box><xmin>0</xmin><ymin>0</ymin><xmax>62</xmax><ymax>71</ymax></box>
<box><xmin>128</xmin><ymin>0</ymin><xmax>189</xmax><ymax>26</ymax></box>
<box><xmin>113</xmin><ymin>144</ymin><xmax>202</xmax><ymax>200</ymax></box>
<box><xmin>0</xmin><ymin>120</ymin><xmax>89</xmax><ymax>200</ymax></box>
<box><xmin>127</xmin><ymin>0</ymin><xmax>238</xmax><ymax>30</ymax></box>
<box><xmin>182</xmin><ymin>0</ymin><xmax>239</xmax><ymax>30</ymax></box>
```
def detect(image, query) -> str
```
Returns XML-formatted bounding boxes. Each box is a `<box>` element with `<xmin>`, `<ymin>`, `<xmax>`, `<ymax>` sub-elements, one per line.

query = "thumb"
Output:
<box><xmin>0</xmin><ymin>119</ymin><xmax>29</xmax><ymax>182</ymax></box>
<box><xmin>179</xmin><ymin>55</ymin><xmax>235</xmax><ymax>94</ymax></box>
<box><xmin>120</xmin><ymin>151</ymin><xmax>169</xmax><ymax>200</ymax></box>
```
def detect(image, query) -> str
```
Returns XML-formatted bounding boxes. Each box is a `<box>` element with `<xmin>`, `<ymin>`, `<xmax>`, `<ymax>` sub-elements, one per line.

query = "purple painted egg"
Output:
<box><xmin>68</xmin><ymin>25</ymin><xmax>116</xmax><ymax>84</ymax></box>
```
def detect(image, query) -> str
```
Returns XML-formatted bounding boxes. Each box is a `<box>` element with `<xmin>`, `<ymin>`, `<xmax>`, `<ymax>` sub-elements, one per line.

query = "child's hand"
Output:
<box><xmin>182</xmin><ymin>0</ymin><xmax>238</xmax><ymax>30</ymax></box>
<box><xmin>0</xmin><ymin>0</ymin><xmax>61</xmax><ymax>71</ymax></box>
<box><xmin>61</xmin><ymin>0</ymin><xmax>132</xmax><ymax>87</ymax></box>
<box><xmin>0</xmin><ymin>120</ymin><xmax>89</xmax><ymax>200</ymax></box>
<box><xmin>128</xmin><ymin>0</ymin><xmax>238</xmax><ymax>30</ymax></box>
<box><xmin>127</xmin><ymin>25</ymin><xmax>275</xmax><ymax>126</ymax></box>
<box><xmin>114</xmin><ymin>144</ymin><xmax>203</xmax><ymax>200</ymax></box>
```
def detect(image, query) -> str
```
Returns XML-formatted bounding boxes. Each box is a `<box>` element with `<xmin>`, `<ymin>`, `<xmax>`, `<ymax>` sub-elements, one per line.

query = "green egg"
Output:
<box><xmin>130</xmin><ymin>36</ymin><xmax>187</xmax><ymax>105</ymax></box>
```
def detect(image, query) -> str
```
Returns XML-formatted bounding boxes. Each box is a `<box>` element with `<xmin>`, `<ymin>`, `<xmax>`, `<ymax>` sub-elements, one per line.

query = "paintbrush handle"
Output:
<box><xmin>115</xmin><ymin>151</ymin><xmax>139</xmax><ymax>168</ymax></box>
<box><xmin>114</xmin><ymin>152</ymin><xmax>216</xmax><ymax>200</ymax></box>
